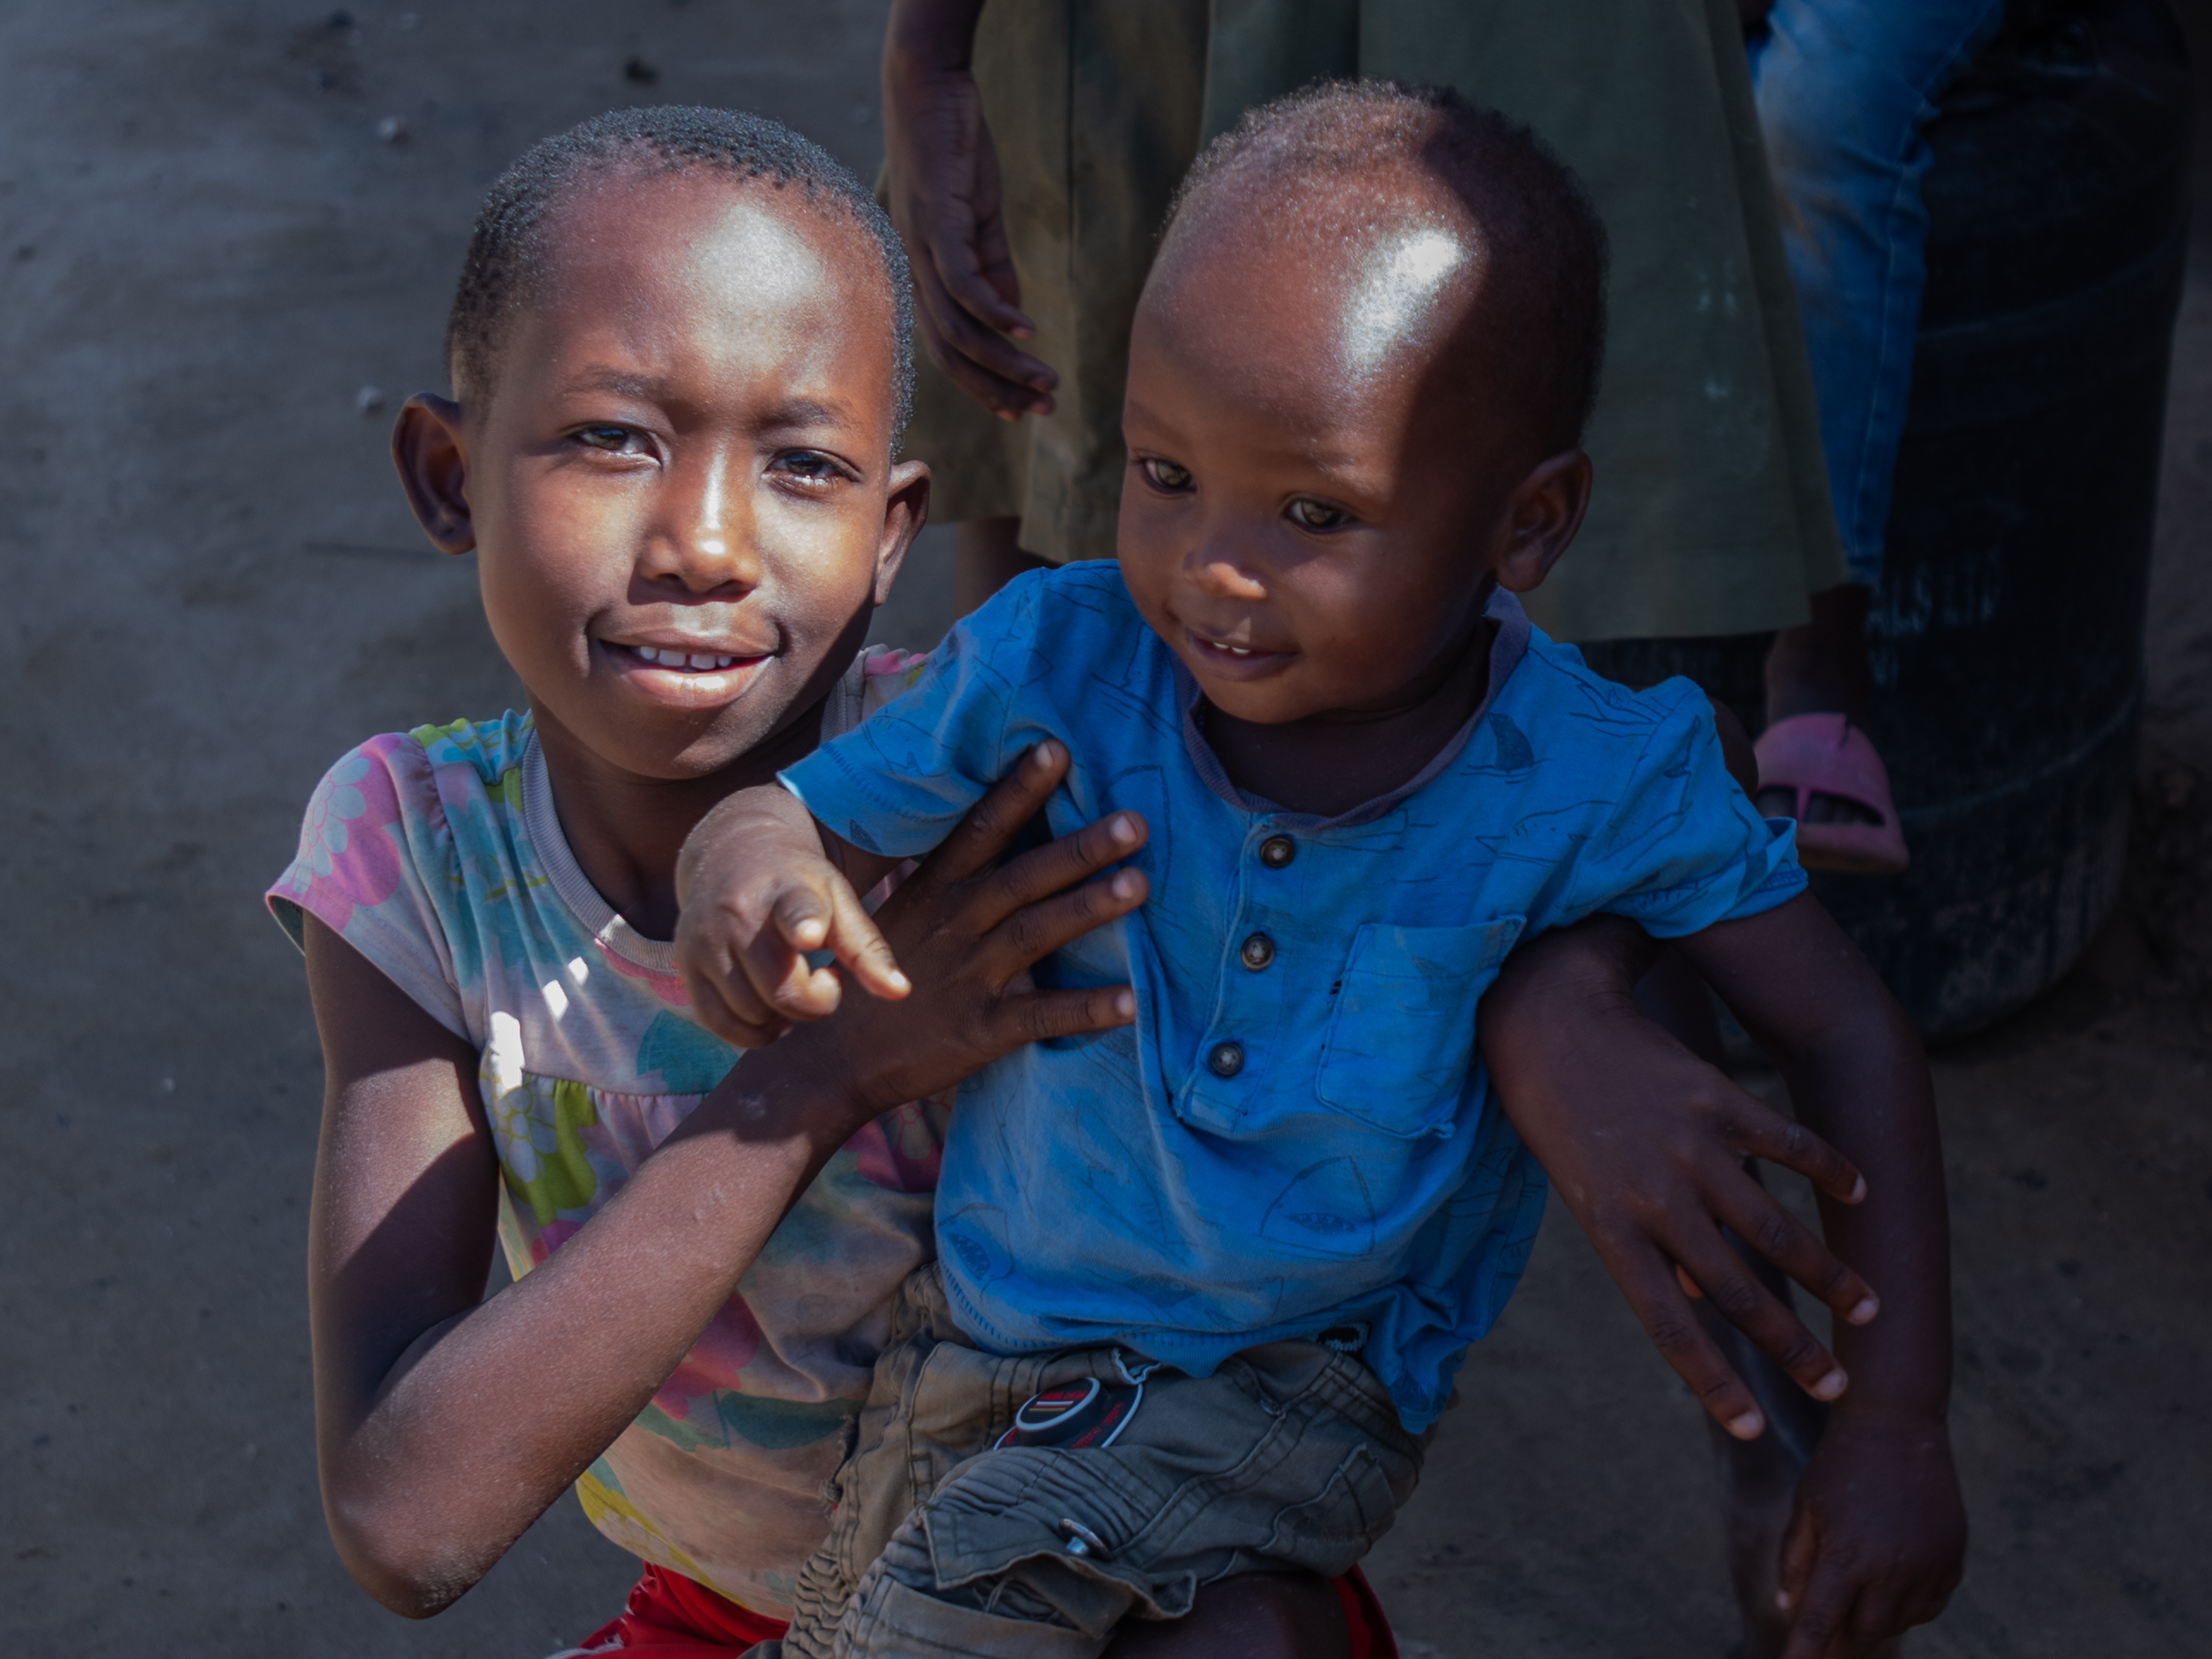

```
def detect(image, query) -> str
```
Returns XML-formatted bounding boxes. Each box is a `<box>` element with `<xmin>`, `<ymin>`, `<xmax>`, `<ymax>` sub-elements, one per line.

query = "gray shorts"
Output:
<box><xmin>768</xmin><ymin>1265</ymin><xmax>1426</xmax><ymax>1658</ymax></box>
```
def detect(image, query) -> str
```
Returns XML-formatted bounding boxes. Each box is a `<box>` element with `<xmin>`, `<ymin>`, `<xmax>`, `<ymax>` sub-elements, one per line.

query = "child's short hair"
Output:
<box><xmin>1166</xmin><ymin>80</ymin><xmax>1609</xmax><ymax>457</ymax></box>
<box><xmin>445</xmin><ymin>105</ymin><xmax>914</xmax><ymax>436</ymax></box>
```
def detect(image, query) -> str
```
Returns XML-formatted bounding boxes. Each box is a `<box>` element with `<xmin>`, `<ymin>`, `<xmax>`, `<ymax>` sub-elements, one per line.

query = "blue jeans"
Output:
<box><xmin>1750</xmin><ymin>0</ymin><xmax>2006</xmax><ymax>588</ymax></box>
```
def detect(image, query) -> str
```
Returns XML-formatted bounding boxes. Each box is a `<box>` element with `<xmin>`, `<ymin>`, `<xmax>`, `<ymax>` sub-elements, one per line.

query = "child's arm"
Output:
<box><xmin>881</xmin><ymin>0</ymin><xmax>1059</xmax><ymax>417</ymax></box>
<box><xmin>1671</xmin><ymin>893</ymin><xmax>1965</xmax><ymax>1657</ymax></box>
<box><xmin>307</xmin><ymin>750</ymin><xmax>1145</xmax><ymax>1615</ymax></box>
<box><xmin>676</xmin><ymin>740</ymin><xmax>1139</xmax><ymax>1051</ymax></box>
<box><xmin>1480</xmin><ymin>915</ymin><xmax>1878</xmax><ymax>1439</ymax></box>
<box><xmin>671</xmin><ymin>780</ymin><xmax>912</xmax><ymax>1048</ymax></box>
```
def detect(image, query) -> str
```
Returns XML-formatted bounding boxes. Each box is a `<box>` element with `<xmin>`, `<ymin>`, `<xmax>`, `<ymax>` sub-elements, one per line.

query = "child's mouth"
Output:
<box><xmin>608</xmin><ymin>640</ymin><xmax>774</xmax><ymax>706</ymax></box>
<box><xmin>1184</xmin><ymin>629</ymin><xmax>1292</xmax><ymax>678</ymax></box>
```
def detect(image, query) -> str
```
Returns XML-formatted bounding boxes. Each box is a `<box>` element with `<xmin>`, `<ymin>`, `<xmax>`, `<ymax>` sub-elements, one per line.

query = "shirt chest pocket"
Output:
<box><xmin>1313</xmin><ymin>917</ymin><xmax>1526</xmax><ymax>1138</ymax></box>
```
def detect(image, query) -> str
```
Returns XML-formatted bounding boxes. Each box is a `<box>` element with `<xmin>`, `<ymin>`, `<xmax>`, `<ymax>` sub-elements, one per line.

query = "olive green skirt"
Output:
<box><xmin>899</xmin><ymin>0</ymin><xmax>1845</xmax><ymax>643</ymax></box>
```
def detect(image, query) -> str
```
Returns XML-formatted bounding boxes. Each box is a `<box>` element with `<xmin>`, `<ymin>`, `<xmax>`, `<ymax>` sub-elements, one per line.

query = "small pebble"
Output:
<box><xmin>355</xmin><ymin>385</ymin><xmax>387</xmax><ymax>415</ymax></box>
<box><xmin>376</xmin><ymin>115</ymin><xmax>408</xmax><ymax>145</ymax></box>
<box><xmin>624</xmin><ymin>56</ymin><xmax>660</xmax><ymax>85</ymax></box>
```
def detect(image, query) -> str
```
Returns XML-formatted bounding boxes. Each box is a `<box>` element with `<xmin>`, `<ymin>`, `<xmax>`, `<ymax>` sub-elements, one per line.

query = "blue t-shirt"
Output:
<box><xmin>782</xmin><ymin>564</ymin><xmax>1803</xmax><ymax>1429</ymax></box>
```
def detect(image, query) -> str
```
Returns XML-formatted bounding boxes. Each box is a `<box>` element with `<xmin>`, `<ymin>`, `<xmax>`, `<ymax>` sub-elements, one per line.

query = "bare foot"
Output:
<box><xmin>1762</xmin><ymin>582</ymin><xmax>1874</xmax><ymax>727</ymax></box>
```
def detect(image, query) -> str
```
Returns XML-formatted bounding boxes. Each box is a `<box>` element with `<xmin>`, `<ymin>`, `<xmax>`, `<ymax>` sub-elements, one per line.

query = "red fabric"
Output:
<box><xmin>574</xmin><ymin>1563</ymin><xmax>1394</xmax><ymax>1656</ymax></box>
<box><xmin>569</xmin><ymin>1564</ymin><xmax>787</xmax><ymax>1655</ymax></box>
<box><xmin>1339</xmin><ymin>1565</ymin><xmax>1399</xmax><ymax>1659</ymax></box>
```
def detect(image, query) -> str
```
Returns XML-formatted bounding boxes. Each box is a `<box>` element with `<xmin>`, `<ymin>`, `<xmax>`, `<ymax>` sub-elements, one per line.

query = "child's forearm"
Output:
<box><xmin>1673</xmin><ymin>894</ymin><xmax>1952</xmax><ymax>1426</ymax></box>
<box><xmin>1480</xmin><ymin>915</ymin><xmax>1888</xmax><ymax>1439</ymax></box>
<box><xmin>339</xmin><ymin>1036</ymin><xmax>875</xmax><ymax>1613</ymax></box>
<box><xmin>305</xmin><ymin>918</ymin><xmax>882</xmax><ymax>1616</ymax></box>
<box><xmin>675</xmin><ymin>783</ymin><xmax>821</xmax><ymax>905</ymax></box>
<box><xmin>1679</xmin><ymin>900</ymin><xmax>1965</xmax><ymax>1659</ymax></box>
<box><xmin>676</xmin><ymin>784</ymin><xmax>899</xmax><ymax>907</ymax></box>
<box><xmin>1767</xmin><ymin>995</ymin><xmax>1952</xmax><ymax>1426</ymax></box>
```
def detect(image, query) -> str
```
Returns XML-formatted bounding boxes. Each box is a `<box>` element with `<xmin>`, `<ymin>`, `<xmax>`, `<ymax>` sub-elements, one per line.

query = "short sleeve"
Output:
<box><xmin>781</xmin><ymin>575</ymin><xmax>1046</xmax><ymax>858</ymax></box>
<box><xmin>266</xmin><ymin>733</ymin><xmax>471</xmax><ymax>1040</ymax></box>
<box><xmin>1566</xmin><ymin>682</ymin><xmax>1807</xmax><ymax>938</ymax></box>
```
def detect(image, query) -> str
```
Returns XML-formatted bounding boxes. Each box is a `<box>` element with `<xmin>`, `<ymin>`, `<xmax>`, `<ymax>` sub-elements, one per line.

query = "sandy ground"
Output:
<box><xmin>1</xmin><ymin>4</ymin><xmax>2205</xmax><ymax>1655</ymax></box>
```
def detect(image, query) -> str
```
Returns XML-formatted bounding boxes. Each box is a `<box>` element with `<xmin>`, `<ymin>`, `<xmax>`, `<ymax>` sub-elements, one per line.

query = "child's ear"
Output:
<box><xmin>391</xmin><ymin>394</ymin><xmax>477</xmax><ymax>555</ymax></box>
<box><xmin>872</xmin><ymin>459</ymin><xmax>933</xmax><ymax>607</ymax></box>
<box><xmin>1492</xmin><ymin>448</ymin><xmax>1592</xmax><ymax>594</ymax></box>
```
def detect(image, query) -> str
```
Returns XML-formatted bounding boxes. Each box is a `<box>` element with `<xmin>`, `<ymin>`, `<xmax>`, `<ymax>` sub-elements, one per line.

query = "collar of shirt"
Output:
<box><xmin>1166</xmin><ymin>585</ymin><xmax>1534</xmax><ymax>828</ymax></box>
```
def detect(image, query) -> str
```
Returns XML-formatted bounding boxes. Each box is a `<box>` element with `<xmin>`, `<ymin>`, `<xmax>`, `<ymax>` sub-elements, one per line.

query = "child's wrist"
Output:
<box><xmin>1822</xmin><ymin>1402</ymin><xmax>1952</xmax><ymax>1439</ymax></box>
<box><xmin>884</xmin><ymin>0</ymin><xmax>986</xmax><ymax>76</ymax></box>
<box><xmin>695</xmin><ymin>1029</ymin><xmax>879</xmax><ymax>1155</ymax></box>
<box><xmin>674</xmin><ymin>795</ymin><xmax>819</xmax><ymax>908</ymax></box>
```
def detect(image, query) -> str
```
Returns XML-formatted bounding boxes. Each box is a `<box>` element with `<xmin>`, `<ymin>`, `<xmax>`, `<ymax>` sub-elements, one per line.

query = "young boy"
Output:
<box><xmin>681</xmin><ymin>83</ymin><xmax>1964</xmax><ymax>1658</ymax></box>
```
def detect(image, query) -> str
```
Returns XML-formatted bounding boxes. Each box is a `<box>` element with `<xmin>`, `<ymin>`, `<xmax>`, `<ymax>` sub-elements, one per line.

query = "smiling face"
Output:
<box><xmin>410</xmin><ymin>167</ymin><xmax>920</xmax><ymax>784</ymax></box>
<box><xmin>1117</xmin><ymin>176</ymin><xmax>1584</xmax><ymax>728</ymax></box>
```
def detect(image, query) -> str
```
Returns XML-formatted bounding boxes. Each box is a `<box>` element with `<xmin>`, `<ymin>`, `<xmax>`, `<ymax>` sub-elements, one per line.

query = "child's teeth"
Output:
<box><xmin>637</xmin><ymin>646</ymin><xmax>738</xmax><ymax>670</ymax></box>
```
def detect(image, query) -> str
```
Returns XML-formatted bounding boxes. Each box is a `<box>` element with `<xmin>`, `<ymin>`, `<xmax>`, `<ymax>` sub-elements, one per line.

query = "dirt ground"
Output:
<box><xmin>1</xmin><ymin>4</ymin><xmax>2205</xmax><ymax>1656</ymax></box>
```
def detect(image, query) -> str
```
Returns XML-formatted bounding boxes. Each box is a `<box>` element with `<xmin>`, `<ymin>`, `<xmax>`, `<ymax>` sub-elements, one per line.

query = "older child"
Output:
<box><xmin>682</xmin><ymin>83</ymin><xmax>1963</xmax><ymax>1659</ymax></box>
<box><xmin>268</xmin><ymin>106</ymin><xmax>1170</xmax><ymax>1652</ymax></box>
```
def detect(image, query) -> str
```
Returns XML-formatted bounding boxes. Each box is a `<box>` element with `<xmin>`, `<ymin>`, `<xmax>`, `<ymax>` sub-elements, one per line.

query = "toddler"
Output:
<box><xmin>683</xmin><ymin>82</ymin><xmax>1963</xmax><ymax>1658</ymax></box>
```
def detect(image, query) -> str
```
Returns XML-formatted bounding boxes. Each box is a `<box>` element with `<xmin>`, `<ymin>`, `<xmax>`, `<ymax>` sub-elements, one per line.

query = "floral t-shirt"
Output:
<box><xmin>267</xmin><ymin>649</ymin><xmax>940</xmax><ymax>1617</ymax></box>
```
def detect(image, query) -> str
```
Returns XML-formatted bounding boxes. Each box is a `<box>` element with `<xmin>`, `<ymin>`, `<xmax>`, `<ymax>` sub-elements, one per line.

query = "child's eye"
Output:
<box><xmin>1288</xmin><ymin>498</ymin><xmax>1350</xmax><ymax>531</ymax></box>
<box><xmin>770</xmin><ymin>450</ymin><xmax>849</xmax><ymax>487</ymax></box>
<box><xmin>1141</xmin><ymin>457</ymin><xmax>1193</xmax><ymax>493</ymax></box>
<box><xmin>576</xmin><ymin>425</ymin><xmax>647</xmax><ymax>454</ymax></box>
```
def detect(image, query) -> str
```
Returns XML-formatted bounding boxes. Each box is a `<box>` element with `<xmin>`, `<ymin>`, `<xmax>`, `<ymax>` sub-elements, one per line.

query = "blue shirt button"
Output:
<box><xmin>1239</xmin><ymin>932</ymin><xmax>1276</xmax><ymax>971</ymax></box>
<box><xmin>1206</xmin><ymin>1040</ymin><xmax>1245</xmax><ymax>1078</ymax></box>
<box><xmin>1259</xmin><ymin>835</ymin><xmax>1296</xmax><ymax>869</ymax></box>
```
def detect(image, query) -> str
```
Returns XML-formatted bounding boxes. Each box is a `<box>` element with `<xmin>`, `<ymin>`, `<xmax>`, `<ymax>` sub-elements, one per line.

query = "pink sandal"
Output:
<box><xmin>1752</xmin><ymin>713</ymin><xmax>1910</xmax><ymax>875</ymax></box>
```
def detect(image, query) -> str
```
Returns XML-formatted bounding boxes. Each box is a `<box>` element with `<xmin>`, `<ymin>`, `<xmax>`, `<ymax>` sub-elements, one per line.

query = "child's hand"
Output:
<box><xmin>1777</xmin><ymin>1417</ymin><xmax>1966</xmax><ymax>1657</ymax></box>
<box><xmin>882</xmin><ymin>2</ymin><xmax>1059</xmax><ymax>418</ymax></box>
<box><xmin>676</xmin><ymin>787</ymin><xmax>913</xmax><ymax>1049</ymax></box>
<box><xmin>1477</xmin><ymin>915</ymin><xmax>1879</xmax><ymax>1439</ymax></box>
<box><xmin>804</xmin><ymin>741</ymin><xmax>1149</xmax><ymax>1116</ymax></box>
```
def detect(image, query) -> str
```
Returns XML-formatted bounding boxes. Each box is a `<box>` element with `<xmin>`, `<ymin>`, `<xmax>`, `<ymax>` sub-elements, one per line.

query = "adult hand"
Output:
<box><xmin>1479</xmin><ymin>915</ymin><xmax>1878</xmax><ymax>1441</ymax></box>
<box><xmin>882</xmin><ymin>0</ymin><xmax>1059</xmax><ymax>418</ymax></box>
<box><xmin>778</xmin><ymin>740</ymin><xmax>1146</xmax><ymax>1126</ymax></box>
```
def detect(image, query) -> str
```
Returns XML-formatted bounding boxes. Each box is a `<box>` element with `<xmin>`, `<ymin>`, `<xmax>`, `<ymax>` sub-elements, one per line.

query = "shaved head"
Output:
<box><xmin>1154</xmin><ymin>81</ymin><xmax>1607</xmax><ymax>462</ymax></box>
<box><xmin>447</xmin><ymin>106</ymin><xmax>914</xmax><ymax>435</ymax></box>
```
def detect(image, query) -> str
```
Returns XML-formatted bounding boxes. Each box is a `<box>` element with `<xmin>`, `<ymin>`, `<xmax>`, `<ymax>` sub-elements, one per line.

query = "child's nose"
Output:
<box><xmin>1183</xmin><ymin>533</ymin><xmax>1268</xmax><ymax>602</ymax></box>
<box><xmin>644</xmin><ymin>450</ymin><xmax>763</xmax><ymax>593</ymax></box>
